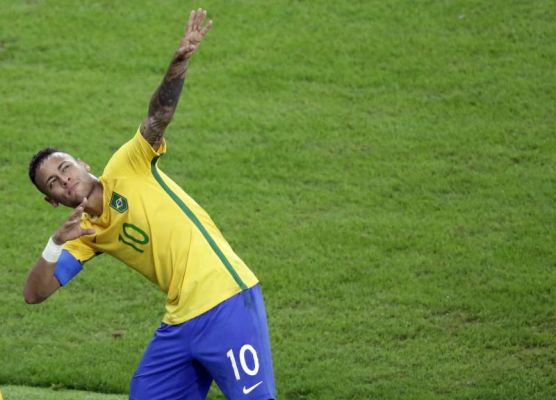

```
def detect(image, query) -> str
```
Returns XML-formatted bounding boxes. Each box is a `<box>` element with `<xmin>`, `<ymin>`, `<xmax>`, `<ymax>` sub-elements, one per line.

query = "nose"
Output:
<box><xmin>61</xmin><ymin>175</ymin><xmax>71</xmax><ymax>187</ymax></box>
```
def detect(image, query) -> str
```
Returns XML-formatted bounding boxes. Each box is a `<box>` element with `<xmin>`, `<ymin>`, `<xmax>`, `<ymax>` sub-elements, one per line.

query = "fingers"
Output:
<box><xmin>69</xmin><ymin>197</ymin><xmax>87</xmax><ymax>217</ymax></box>
<box><xmin>186</xmin><ymin>8</ymin><xmax>210</xmax><ymax>34</ymax></box>
<box><xmin>78</xmin><ymin>197</ymin><xmax>88</xmax><ymax>209</ymax></box>
<box><xmin>54</xmin><ymin>198</ymin><xmax>94</xmax><ymax>244</ymax></box>
<box><xmin>194</xmin><ymin>8</ymin><xmax>204</xmax><ymax>31</ymax></box>
<box><xmin>178</xmin><ymin>9</ymin><xmax>212</xmax><ymax>59</ymax></box>
<box><xmin>66</xmin><ymin>214</ymin><xmax>82</xmax><ymax>226</ymax></box>
<box><xmin>185</xmin><ymin>9</ymin><xmax>195</xmax><ymax>35</ymax></box>
<box><xmin>65</xmin><ymin>198</ymin><xmax>88</xmax><ymax>226</ymax></box>
<box><xmin>201</xmin><ymin>19</ymin><xmax>213</xmax><ymax>36</ymax></box>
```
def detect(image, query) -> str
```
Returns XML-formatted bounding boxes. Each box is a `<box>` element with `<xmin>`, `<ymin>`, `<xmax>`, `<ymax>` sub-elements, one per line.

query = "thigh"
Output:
<box><xmin>193</xmin><ymin>285</ymin><xmax>276</xmax><ymax>400</ymax></box>
<box><xmin>130</xmin><ymin>323</ymin><xmax>213</xmax><ymax>400</ymax></box>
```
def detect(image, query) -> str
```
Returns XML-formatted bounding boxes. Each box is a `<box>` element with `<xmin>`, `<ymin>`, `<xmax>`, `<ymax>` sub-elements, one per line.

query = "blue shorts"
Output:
<box><xmin>129</xmin><ymin>285</ymin><xmax>276</xmax><ymax>400</ymax></box>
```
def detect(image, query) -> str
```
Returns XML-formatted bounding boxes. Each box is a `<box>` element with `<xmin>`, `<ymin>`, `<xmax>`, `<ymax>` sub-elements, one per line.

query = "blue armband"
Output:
<box><xmin>54</xmin><ymin>250</ymin><xmax>84</xmax><ymax>286</ymax></box>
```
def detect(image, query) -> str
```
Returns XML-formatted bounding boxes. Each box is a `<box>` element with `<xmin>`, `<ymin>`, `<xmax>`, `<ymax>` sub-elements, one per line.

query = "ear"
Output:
<box><xmin>44</xmin><ymin>196</ymin><xmax>59</xmax><ymax>208</ymax></box>
<box><xmin>77</xmin><ymin>158</ymin><xmax>91</xmax><ymax>172</ymax></box>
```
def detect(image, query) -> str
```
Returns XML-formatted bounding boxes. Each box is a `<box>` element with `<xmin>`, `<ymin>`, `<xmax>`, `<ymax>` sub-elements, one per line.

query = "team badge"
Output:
<box><xmin>109</xmin><ymin>192</ymin><xmax>128</xmax><ymax>213</ymax></box>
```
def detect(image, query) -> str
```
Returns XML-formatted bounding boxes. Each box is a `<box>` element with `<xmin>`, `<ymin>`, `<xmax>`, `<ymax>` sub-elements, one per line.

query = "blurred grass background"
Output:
<box><xmin>0</xmin><ymin>0</ymin><xmax>555</xmax><ymax>399</ymax></box>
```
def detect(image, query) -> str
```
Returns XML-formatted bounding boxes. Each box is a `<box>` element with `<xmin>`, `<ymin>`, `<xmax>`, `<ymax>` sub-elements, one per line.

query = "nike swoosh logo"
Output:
<box><xmin>242</xmin><ymin>381</ymin><xmax>263</xmax><ymax>395</ymax></box>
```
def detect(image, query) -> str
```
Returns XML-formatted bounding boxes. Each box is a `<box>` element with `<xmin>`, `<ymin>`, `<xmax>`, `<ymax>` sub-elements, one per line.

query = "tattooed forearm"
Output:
<box><xmin>140</xmin><ymin>8</ymin><xmax>212</xmax><ymax>150</ymax></box>
<box><xmin>140</xmin><ymin>59</ymin><xmax>189</xmax><ymax>149</ymax></box>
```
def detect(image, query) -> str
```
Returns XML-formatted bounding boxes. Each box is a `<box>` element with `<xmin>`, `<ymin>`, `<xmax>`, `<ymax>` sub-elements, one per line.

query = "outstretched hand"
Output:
<box><xmin>52</xmin><ymin>198</ymin><xmax>96</xmax><ymax>245</ymax></box>
<box><xmin>175</xmin><ymin>8</ymin><xmax>213</xmax><ymax>61</ymax></box>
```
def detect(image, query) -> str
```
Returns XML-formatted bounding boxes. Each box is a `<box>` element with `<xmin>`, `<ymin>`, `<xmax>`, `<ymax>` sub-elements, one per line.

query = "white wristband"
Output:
<box><xmin>42</xmin><ymin>237</ymin><xmax>64</xmax><ymax>263</ymax></box>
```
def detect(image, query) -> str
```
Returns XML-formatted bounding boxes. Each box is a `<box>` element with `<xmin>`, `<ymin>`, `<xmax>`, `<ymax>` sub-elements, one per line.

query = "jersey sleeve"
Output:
<box><xmin>102</xmin><ymin>127</ymin><xmax>167</xmax><ymax>177</ymax></box>
<box><xmin>63</xmin><ymin>237</ymin><xmax>97</xmax><ymax>263</ymax></box>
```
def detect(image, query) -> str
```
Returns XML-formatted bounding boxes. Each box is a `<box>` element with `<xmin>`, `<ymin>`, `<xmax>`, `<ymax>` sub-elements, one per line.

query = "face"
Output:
<box><xmin>35</xmin><ymin>152</ymin><xmax>96</xmax><ymax>208</ymax></box>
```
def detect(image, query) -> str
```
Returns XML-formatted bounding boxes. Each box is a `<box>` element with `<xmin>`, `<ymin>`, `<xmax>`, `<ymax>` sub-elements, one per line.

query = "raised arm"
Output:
<box><xmin>140</xmin><ymin>8</ymin><xmax>213</xmax><ymax>151</ymax></box>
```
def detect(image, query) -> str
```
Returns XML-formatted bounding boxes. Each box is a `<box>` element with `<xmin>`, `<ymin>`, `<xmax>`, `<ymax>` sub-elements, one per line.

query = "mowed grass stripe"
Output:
<box><xmin>0</xmin><ymin>386</ymin><xmax>126</xmax><ymax>400</ymax></box>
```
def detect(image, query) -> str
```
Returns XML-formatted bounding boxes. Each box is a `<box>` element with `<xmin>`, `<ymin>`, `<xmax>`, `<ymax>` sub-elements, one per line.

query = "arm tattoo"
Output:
<box><xmin>140</xmin><ymin>59</ymin><xmax>189</xmax><ymax>149</ymax></box>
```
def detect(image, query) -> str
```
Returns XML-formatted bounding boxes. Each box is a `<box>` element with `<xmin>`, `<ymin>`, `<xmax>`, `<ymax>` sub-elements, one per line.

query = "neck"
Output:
<box><xmin>84</xmin><ymin>179</ymin><xmax>104</xmax><ymax>217</ymax></box>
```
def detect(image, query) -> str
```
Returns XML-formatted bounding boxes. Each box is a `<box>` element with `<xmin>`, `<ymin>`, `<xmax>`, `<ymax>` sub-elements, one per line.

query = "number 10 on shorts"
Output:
<box><xmin>226</xmin><ymin>344</ymin><xmax>260</xmax><ymax>380</ymax></box>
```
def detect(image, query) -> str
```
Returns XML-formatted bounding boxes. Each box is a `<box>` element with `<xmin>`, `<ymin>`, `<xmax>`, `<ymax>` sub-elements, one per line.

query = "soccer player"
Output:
<box><xmin>23</xmin><ymin>8</ymin><xmax>276</xmax><ymax>400</ymax></box>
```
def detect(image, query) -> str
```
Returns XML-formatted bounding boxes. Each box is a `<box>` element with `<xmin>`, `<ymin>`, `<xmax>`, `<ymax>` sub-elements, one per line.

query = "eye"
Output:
<box><xmin>62</xmin><ymin>164</ymin><xmax>69</xmax><ymax>172</ymax></box>
<box><xmin>48</xmin><ymin>177</ymin><xmax>58</xmax><ymax>189</ymax></box>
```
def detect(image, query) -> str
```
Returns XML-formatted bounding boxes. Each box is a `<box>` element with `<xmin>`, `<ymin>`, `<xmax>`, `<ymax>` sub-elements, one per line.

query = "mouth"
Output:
<box><xmin>67</xmin><ymin>182</ymin><xmax>79</xmax><ymax>196</ymax></box>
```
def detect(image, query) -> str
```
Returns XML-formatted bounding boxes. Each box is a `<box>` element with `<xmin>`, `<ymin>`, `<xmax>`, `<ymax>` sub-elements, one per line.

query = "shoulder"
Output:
<box><xmin>103</xmin><ymin>129</ymin><xmax>167</xmax><ymax>178</ymax></box>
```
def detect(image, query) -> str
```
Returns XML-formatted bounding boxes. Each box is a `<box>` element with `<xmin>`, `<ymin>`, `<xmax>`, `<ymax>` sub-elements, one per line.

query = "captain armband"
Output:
<box><xmin>54</xmin><ymin>250</ymin><xmax>84</xmax><ymax>286</ymax></box>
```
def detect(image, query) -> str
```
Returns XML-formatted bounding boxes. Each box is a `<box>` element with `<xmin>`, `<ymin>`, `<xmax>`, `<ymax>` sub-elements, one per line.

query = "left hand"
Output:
<box><xmin>175</xmin><ymin>8</ymin><xmax>213</xmax><ymax>61</ymax></box>
<box><xmin>52</xmin><ymin>198</ymin><xmax>96</xmax><ymax>245</ymax></box>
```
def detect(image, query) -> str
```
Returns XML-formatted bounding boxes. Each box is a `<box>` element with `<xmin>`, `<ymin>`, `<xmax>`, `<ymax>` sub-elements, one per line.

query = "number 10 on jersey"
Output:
<box><xmin>118</xmin><ymin>223</ymin><xmax>149</xmax><ymax>253</ymax></box>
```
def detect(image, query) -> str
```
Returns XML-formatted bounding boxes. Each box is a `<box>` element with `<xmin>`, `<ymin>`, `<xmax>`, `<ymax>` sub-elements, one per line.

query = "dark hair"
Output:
<box><xmin>28</xmin><ymin>147</ymin><xmax>60</xmax><ymax>189</ymax></box>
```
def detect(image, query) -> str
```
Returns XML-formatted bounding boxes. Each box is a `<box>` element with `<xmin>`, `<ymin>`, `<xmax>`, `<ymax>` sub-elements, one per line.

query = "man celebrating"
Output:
<box><xmin>23</xmin><ymin>9</ymin><xmax>276</xmax><ymax>400</ymax></box>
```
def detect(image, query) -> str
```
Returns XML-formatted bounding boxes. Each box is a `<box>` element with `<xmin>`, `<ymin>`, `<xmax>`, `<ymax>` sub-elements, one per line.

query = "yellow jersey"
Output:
<box><xmin>64</xmin><ymin>129</ymin><xmax>258</xmax><ymax>325</ymax></box>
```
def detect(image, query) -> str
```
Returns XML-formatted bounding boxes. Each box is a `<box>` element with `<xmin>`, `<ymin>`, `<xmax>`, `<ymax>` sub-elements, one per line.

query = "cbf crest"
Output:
<box><xmin>109</xmin><ymin>192</ymin><xmax>128</xmax><ymax>213</ymax></box>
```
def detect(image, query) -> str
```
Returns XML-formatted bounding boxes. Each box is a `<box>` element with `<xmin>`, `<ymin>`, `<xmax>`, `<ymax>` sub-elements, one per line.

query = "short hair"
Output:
<box><xmin>28</xmin><ymin>147</ymin><xmax>60</xmax><ymax>189</ymax></box>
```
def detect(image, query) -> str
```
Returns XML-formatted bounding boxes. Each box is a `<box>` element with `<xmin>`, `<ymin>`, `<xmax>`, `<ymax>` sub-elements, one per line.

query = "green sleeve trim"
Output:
<box><xmin>150</xmin><ymin>156</ymin><xmax>247</xmax><ymax>290</ymax></box>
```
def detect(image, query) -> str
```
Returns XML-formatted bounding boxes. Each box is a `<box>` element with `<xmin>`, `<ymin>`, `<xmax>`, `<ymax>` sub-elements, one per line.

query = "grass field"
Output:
<box><xmin>0</xmin><ymin>385</ymin><xmax>126</xmax><ymax>400</ymax></box>
<box><xmin>1</xmin><ymin>0</ymin><xmax>555</xmax><ymax>399</ymax></box>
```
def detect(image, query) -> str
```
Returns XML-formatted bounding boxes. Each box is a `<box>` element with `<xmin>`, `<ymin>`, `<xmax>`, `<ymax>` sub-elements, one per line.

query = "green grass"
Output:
<box><xmin>1</xmin><ymin>0</ymin><xmax>555</xmax><ymax>399</ymax></box>
<box><xmin>1</xmin><ymin>386</ymin><xmax>126</xmax><ymax>400</ymax></box>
